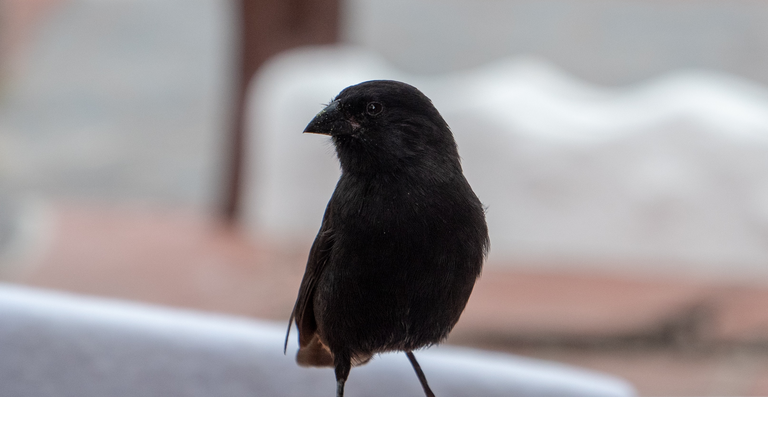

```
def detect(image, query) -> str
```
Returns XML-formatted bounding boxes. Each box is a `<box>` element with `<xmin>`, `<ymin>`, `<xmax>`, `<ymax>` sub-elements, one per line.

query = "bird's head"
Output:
<box><xmin>304</xmin><ymin>80</ymin><xmax>461</xmax><ymax>177</ymax></box>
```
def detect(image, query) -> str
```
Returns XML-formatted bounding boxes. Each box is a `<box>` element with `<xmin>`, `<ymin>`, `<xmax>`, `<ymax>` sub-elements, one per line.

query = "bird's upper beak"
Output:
<box><xmin>303</xmin><ymin>100</ymin><xmax>358</xmax><ymax>136</ymax></box>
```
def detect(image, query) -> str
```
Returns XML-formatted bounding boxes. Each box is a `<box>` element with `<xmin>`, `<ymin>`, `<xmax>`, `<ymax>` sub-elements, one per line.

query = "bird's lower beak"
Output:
<box><xmin>304</xmin><ymin>100</ymin><xmax>357</xmax><ymax>136</ymax></box>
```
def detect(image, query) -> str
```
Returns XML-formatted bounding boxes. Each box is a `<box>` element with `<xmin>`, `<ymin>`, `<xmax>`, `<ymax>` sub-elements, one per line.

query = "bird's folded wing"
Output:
<box><xmin>284</xmin><ymin>202</ymin><xmax>335</xmax><ymax>355</ymax></box>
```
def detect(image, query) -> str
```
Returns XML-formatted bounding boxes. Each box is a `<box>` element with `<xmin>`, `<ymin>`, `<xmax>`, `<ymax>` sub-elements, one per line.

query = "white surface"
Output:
<box><xmin>0</xmin><ymin>283</ymin><xmax>634</xmax><ymax>396</ymax></box>
<box><xmin>243</xmin><ymin>46</ymin><xmax>768</xmax><ymax>276</ymax></box>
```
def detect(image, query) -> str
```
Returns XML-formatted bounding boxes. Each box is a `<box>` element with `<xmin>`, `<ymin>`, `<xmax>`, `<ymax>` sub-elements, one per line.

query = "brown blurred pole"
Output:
<box><xmin>222</xmin><ymin>0</ymin><xmax>340</xmax><ymax>223</ymax></box>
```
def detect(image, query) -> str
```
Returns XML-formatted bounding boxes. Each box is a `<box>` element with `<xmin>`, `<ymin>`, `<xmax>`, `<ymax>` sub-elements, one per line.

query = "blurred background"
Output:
<box><xmin>3</xmin><ymin>0</ymin><xmax>768</xmax><ymax>396</ymax></box>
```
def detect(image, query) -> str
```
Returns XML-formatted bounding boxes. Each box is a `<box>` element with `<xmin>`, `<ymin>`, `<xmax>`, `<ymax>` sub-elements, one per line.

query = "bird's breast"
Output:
<box><xmin>317</xmin><ymin>173</ymin><xmax>487</xmax><ymax>353</ymax></box>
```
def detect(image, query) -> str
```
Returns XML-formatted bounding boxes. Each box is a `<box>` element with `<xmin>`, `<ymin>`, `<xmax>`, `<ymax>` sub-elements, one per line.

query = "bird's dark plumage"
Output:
<box><xmin>286</xmin><ymin>80</ymin><xmax>489</xmax><ymax>396</ymax></box>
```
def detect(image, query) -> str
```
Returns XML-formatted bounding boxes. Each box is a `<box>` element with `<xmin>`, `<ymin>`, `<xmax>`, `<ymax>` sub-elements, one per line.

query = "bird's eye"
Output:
<box><xmin>366</xmin><ymin>102</ymin><xmax>383</xmax><ymax>117</ymax></box>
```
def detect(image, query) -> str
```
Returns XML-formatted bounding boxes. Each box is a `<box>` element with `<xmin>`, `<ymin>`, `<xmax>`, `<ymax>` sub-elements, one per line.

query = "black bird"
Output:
<box><xmin>285</xmin><ymin>80</ymin><xmax>489</xmax><ymax>397</ymax></box>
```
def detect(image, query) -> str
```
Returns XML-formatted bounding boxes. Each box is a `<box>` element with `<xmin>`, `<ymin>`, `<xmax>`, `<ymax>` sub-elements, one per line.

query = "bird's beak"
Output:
<box><xmin>304</xmin><ymin>100</ymin><xmax>357</xmax><ymax>136</ymax></box>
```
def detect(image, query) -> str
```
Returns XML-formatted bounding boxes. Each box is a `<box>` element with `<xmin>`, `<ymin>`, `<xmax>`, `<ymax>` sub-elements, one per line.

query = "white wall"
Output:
<box><xmin>243</xmin><ymin>47</ymin><xmax>768</xmax><ymax>277</ymax></box>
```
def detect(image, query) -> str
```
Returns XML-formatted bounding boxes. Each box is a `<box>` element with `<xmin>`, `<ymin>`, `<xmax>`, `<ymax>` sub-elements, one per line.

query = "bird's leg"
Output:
<box><xmin>405</xmin><ymin>351</ymin><xmax>435</xmax><ymax>397</ymax></box>
<box><xmin>334</xmin><ymin>354</ymin><xmax>351</xmax><ymax>397</ymax></box>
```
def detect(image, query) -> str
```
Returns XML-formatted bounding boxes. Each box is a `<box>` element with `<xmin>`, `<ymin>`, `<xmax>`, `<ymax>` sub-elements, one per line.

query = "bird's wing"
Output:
<box><xmin>284</xmin><ymin>202</ymin><xmax>335</xmax><ymax>354</ymax></box>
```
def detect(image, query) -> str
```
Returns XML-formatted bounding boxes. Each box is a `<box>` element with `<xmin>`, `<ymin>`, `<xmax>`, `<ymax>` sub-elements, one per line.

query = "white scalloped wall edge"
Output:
<box><xmin>244</xmin><ymin>46</ymin><xmax>768</xmax><ymax>277</ymax></box>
